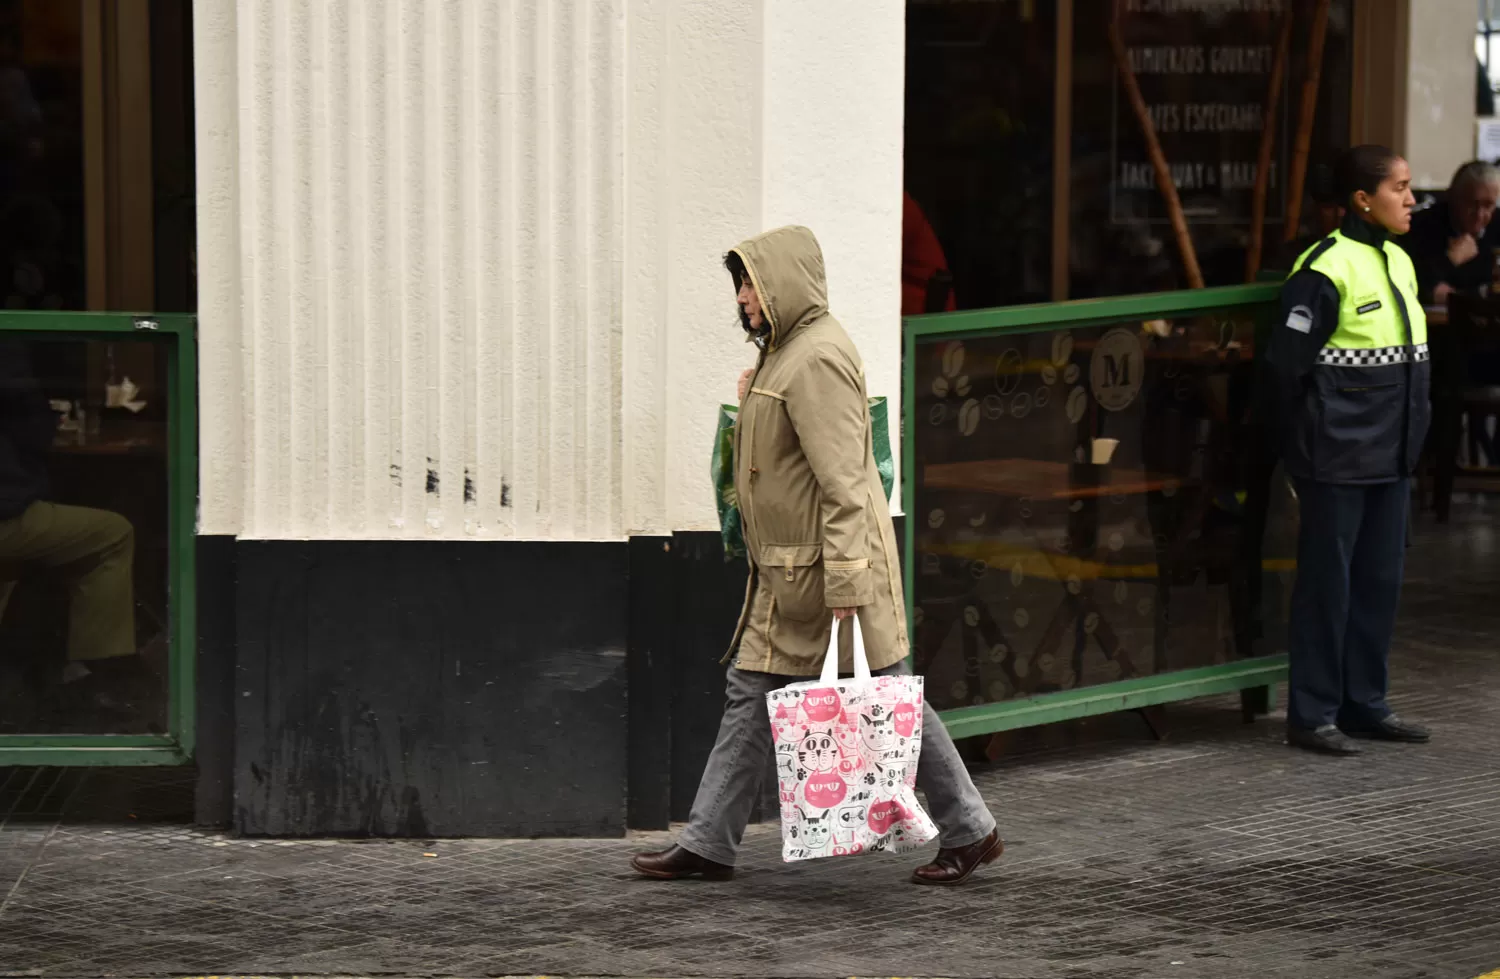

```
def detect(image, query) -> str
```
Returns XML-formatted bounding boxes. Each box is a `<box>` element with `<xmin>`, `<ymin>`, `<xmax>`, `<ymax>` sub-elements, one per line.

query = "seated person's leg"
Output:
<box><xmin>0</xmin><ymin>501</ymin><xmax>144</xmax><ymax>723</ymax></box>
<box><xmin>57</xmin><ymin>508</ymin><xmax>136</xmax><ymax>663</ymax></box>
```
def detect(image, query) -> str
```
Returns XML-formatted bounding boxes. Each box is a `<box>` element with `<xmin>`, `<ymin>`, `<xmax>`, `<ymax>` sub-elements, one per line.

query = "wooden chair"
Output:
<box><xmin>1431</xmin><ymin>294</ymin><xmax>1500</xmax><ymax>522</ymax></box>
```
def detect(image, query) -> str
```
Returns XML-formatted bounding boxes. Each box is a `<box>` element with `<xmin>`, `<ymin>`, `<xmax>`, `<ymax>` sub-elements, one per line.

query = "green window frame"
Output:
<box><xmin>0</xmin><ymin>311</ymin><xmax>197</xmax><ymax>766</ymax></box>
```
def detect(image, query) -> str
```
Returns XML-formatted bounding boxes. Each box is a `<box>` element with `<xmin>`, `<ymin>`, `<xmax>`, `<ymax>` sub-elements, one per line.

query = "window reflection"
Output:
<box><xmin>906</xmin><ymin>0</ymin><xmax>1056</xmax><ymax>309</ymax></box>
<box><xmin>0</xmin><ymin>337</ymin><xmax>168</xmax><ymax>733</ymax></box>
<box><xmin>904</xmin><ymin>0</ymin><xmax>1354</xmax><ymax>306</ymax></box>
<box><xmin>911</xmin><ymin>312</ymin><xmax>1296</xmax><ymax>710</ymax></box>
<box><xmin>0</xmin><ymin>0</ymin><xmax>85</xmax><ymax>312</ymax></box>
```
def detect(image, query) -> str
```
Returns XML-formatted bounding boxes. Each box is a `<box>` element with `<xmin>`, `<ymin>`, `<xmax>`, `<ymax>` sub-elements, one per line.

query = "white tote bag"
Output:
<box><xmin>765</xmin><ymin>616</ymin><xmax>939</xmax><ymax>862</ymax></box>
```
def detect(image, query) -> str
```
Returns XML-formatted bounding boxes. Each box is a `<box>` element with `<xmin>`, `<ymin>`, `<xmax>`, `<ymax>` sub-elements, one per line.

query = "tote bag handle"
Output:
<box><xmin>818</xmin><ymin>614</ymin><xmax>873</xmax><ymax>684</ymax></box>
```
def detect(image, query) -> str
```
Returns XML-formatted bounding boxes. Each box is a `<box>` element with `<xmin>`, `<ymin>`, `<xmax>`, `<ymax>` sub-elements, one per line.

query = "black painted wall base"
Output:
<box><xmin>229</xmin><ymin>540</ymin><xmax>628</xmax><ymax>837</ymax></box>
<box><xmin>194</xmin><ymin>518</ymin><xmax>905</xmax><ymax>837</ymax></box>
<box><xmin>194</xmin><ymin>535</ymin><xmax>236</xmax><ymax>827</ymax></box>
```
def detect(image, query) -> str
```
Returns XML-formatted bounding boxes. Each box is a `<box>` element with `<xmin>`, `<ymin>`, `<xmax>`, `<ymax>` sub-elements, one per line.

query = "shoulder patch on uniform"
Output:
<box><xmin>1356</xmin><ymin>300</ymin><xmax>1382</xmax><ymax>315</ymax></box>
<box><xmin>1285</xmin><ymin>305</ymin><xmax>1313</xmax><ymax>334</ymax></box>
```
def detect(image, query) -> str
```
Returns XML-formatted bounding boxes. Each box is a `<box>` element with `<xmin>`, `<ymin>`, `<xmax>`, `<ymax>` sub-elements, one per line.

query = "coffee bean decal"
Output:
<box><xmin>942</xmin><ymin>341</ymin><xmax>965</xmax><ymax>378</ymax></box>
<box><xmin>1066</xmin><ymin>386</ymin><xmax>1089</xmax><ymax>423</ymax></box>
<box><xmin>958</xmin><ymin>398</ymin><xmax>980</xmax><ymax>435</ymax></box>
<box><xmin>1051</xmin><ymin>331</ymin><xmax>1074</xmax><ymax>367</ymax></box>
<box><xmin>994</xmin><ymin>348</ymin><xmax>1023</xmax><ymax>396</ymax></box>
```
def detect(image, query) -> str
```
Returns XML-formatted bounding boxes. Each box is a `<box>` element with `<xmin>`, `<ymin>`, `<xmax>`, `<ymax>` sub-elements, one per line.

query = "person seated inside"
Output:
<box><xmin>1399</xmin><ymin>160</ymin><xmax>1500</xmax><ymax>305</ymax></box>
<box><xmin>1399</xmin><ymin>160</ymin><xmax>1500</xmax><ymax>466</ymax></box>
<box><xmin>0</xmin><ymin>340</ymin><xmax>152</xmax><ymax>729</ymax></box>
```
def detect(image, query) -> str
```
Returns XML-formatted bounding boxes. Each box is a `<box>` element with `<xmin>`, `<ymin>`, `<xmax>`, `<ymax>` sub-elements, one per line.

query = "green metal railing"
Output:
<box><xmin>905</xmin><ymin>283</ymin><xmax>1289</xmax><ymax>735</ymax></box>
<box><xmin>0</xmin><ymin>311</ymin><xmax>196</xmax><ymax>766</ymax></box>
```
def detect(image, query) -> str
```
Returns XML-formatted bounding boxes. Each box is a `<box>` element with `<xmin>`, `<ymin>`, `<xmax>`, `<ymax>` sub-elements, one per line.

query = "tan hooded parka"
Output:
<box><xmin>725</xmin><ymin>226</ymin><xmax>909</xmax><ymax>676</ymax></box>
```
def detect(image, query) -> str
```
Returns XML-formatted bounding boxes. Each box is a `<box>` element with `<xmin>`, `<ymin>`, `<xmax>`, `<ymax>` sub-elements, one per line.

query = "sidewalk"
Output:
<box><xmin>3</xmin><ymin>506</ymin><xmax>1499</xmax><ymax>979</ymax></box>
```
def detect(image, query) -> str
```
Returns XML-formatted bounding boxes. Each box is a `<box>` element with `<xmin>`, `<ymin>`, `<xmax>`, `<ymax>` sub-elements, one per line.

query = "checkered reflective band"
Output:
<box><xmin>1316</xmin><ymin>343</ymin><xmax>1430</xmax><ymax>367</ymax></box>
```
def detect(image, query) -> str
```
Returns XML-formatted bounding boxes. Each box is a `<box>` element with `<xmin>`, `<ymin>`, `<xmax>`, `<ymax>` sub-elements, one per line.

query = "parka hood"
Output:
<box><xmin>729</xmin><ymin>225</ymin><xmax>828</xmax><ymax>351</ymax></box>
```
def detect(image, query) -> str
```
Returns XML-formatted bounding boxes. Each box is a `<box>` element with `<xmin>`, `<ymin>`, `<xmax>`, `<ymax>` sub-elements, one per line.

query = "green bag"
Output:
<box><xmin>712</xmin><ymin>396</ymin><xmax>894</xmax><ymax>560</ymax></box>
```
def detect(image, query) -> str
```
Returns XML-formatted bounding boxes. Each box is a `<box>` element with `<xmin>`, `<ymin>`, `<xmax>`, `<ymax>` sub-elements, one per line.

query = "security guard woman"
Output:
<box><xmin>1266</xmin><ymin>145</ymin><xmax>1432</xmax><ymax>755</ymax></box>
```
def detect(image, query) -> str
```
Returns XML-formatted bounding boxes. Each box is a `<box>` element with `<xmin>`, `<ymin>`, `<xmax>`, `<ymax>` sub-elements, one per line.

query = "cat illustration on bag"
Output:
<box><xmin>788</xmin><ymin>806</ymin><xmax>833</xmax><ymax>856</ymax></box>
<box><xmin>797</xmin><ymin>731</ymin><xmax>839</xmax><ymax>773</ymax></box>
<box><xmin>860</xmin><ymin>705</ymin><xmax>898</xmax><ymax>753</ymax></box>
<box><xmin>800</xmin><ymin>687</ymin><xmax>842</xmax><ymax>725</ymax></box>
<box><xmin>873</xmin><ymin>762</ymin><xmax>908</xmax><ymax>795</ymax></box>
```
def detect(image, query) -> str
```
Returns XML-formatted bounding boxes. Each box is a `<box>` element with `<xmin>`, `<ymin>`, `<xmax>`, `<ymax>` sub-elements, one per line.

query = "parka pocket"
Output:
<box><xmin>761</xmin><ymin>543</ymin><xmax>825</xmax><ymax>622</ymax></box>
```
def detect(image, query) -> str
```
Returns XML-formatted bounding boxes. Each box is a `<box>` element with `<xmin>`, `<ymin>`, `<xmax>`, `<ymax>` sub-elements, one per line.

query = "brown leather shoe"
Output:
<box><xmin>911</xmin><ymin>830</ymin><xmax>1003</xmax><ymax>886</ymax></box>
<box><xmin>630</xmin><ymin>845</ymin><xmax>734</xmax><ymax>881</ymax></box>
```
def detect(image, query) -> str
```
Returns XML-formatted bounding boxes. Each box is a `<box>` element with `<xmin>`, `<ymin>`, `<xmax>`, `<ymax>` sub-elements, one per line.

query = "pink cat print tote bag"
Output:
<box><xmin>765</xmin><ymin>616</ymin><xmax>938</xmax><ymax>862</ymax></box>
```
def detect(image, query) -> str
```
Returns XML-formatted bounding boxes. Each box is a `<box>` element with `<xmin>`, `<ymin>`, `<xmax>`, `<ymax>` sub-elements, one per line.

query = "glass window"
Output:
<box><xmin>0</xmin><ymin>1</ymin><xmax>86</xmax><ymax>311</ymax></box>
<box><xmin>0</xmin><ymin>0</ymin><xmax>195</xmax><ymax>314</ymax></box>
<box><xmin>909</xmin><ymin>309</ymin><xmax>1297</xmax><ymax>711</ymax></box>
<box><xmin>905</xmin><ymin>0</ymin><xmax>1057</xmax><ymax>311</ymax></box>
<box><xmin>905</xmin><ymin>0</ymin><xmax>1355</xmax><ymax>306</ymax></box>
<box><xmin>0</xmin><ymin>337</ymin><xmax>170</xmax><ymax>734</ymax></box>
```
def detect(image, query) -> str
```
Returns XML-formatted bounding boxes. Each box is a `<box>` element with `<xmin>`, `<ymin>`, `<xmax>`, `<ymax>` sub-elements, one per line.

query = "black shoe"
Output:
<box><xmin>1287</xmin><ymin>724</ymin><xmax>1362</xmax><ymax>755</ymax></box>
<box><xmin>1343</xmin><ymin>714</ymin><xmax>1431</xmax><ymax>743</ymax></box>
<box><xmin>631</xmin><ymin>845</ymin><xmax>734</xmax><ymax>881</ymax></box>
<box><xmin>911</xmin><ymin>830</ymin><xmax>1004</xmax><ymax>886</ymax></box>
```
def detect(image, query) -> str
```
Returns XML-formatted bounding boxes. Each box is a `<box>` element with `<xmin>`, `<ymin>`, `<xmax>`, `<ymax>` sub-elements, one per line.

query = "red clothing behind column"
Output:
<box><xmin>902</xmin><ymin>192</ymin><xmax>958</xmax><ymax>316</ymax></box>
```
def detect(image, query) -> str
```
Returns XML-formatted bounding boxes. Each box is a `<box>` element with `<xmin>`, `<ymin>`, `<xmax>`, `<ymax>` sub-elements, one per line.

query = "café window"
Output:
<box><xmin>0</xmin><ymin>336</ymin><xmax>173</xmax><ymax>735</ymax></box>
<box><xmin>905</xmin><ymin>0</ymin><xmax>1355</xmax><ymax>309</ymax></box>
<box><xmin>0</xmin><ymin>1</ymin><xmax>194</xmax><ymax>747</ymax></box>
<box><xmin>0</xmin><ymin>0</ymin><xmax>195</xmax><ymax>315</ymax></box>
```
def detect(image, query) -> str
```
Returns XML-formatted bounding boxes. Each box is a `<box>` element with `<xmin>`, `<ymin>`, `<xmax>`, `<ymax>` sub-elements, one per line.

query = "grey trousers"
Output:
<box><xmin>677</xmin><ymin>663</ymin><xmax>996</xmax><ymax>867</ymax></box>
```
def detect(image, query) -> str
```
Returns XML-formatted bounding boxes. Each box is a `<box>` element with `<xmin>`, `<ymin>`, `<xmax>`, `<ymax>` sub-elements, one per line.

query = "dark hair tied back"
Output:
<box><xmin>1332</xmin><ymin>145</ymin><xmax>1400</xmax><ymax>206</ymax></box>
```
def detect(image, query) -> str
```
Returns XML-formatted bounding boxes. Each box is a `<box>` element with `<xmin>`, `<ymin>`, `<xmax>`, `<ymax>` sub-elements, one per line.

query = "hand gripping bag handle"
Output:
<box><xmin>818</xmin><ymin>614</ymin><xmax>873</xmax><ymax>684</ymax></box>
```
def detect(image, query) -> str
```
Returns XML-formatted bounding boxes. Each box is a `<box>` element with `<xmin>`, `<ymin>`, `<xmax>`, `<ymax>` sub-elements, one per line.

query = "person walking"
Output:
<box><xmin>1266</xmin><ymin>146</ymin><xmax>1432</xmax><ymax>755</ymax></box>
<box><xmin>631</xmin><ymin>226</ymin><xmax>1000</xmax><ymax>883</ymax></box>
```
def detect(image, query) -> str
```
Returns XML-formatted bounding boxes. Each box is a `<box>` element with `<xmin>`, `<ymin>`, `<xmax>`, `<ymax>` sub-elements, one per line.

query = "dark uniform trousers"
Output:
<box><xmin>1287</xmin><ymin>477</ymin><xmax>1409</xmax><ymax>731</ymax></box>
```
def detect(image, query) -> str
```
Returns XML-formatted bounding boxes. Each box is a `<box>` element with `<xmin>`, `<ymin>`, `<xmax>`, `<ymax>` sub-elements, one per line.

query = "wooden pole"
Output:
<box><xmin>1245</xmin><ymin>10</ymin><xmax>1295</xmax><ymax>281</ymax></box>
<box><xmin>1051</xmin><ymin>0</ymin><xmax>1075</xmax><ymax>301</ymax></box>
<box><xmin>1283</xmin><ymin>0</ymin><xmax>1332</xmax><ymax>244</ymax></box>
<box><xmin>1108</xmin><ymin>7</ymin><xmax>1204</xmax><ymax>289</ymax></box>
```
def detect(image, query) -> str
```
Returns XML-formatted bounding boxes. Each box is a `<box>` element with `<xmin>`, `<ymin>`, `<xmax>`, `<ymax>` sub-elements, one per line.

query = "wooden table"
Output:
<box><xmin>925</xmin><ymin>458</ymin><xmax>1178</xmax><ymax>501</ymax></box>
<box><xmin>51</xmin><ymin>420</ymin><xmax>167</xmax><ymax>456</ymax></box>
